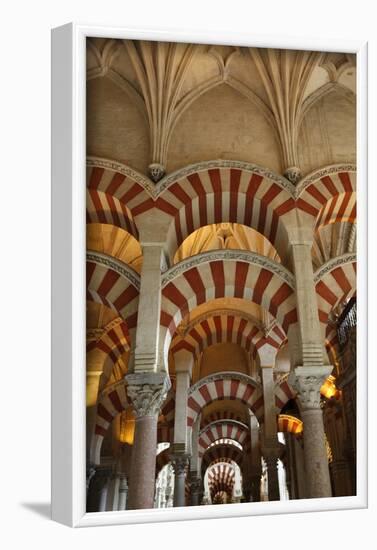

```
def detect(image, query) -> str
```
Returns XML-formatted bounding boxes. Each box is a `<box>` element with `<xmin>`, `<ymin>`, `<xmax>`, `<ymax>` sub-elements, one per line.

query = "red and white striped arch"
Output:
<box><xmin>87</xmin><ymin>159</ymin><xmax>298</xmax><ymax>262</ymax></box>
<box><xmin>201</xmin><ymin>410</ymin><xmax>246</xmax><ymax>429</ymax></box>
<box><xmin>90</xmin><ymin>380</ymin><xmax>129</xmax><ymax>464</ymax></box>
<box><xmin>314</xmin><ymin>255</ymin><xmax>356</xmax><ymax>329</ymax></box>
<box><xmin>87</xmin><ymin>318</ymin><xmax>130</xmax><ymax>385</ymax></box>
<box><xmin>171</xmin><ymin>313</ymin><xmax>286</xmax><ymax>360</ymax></box>
<box><xmin>208</xmin><ymin>463</ymin><xmax>236</xmax><ymax>498</ymax></box>
<box><xmin>275</xmin><ymin>378</ymin><xmax>297</xmax><ymax>411</ymax></box>
<box><xmin>198</xmin><ymin>420</ymin><xmax>249</xmax><ymax>457</ymax></box>
<box><xmin>315</xmin><ymin>192</ymin><xmax>356</xmax><ymax>231</ymax></box>
<box><xmin>86</xmin><ymin>256</ymin><xmax>140</xmax><ymax>336</ymax></box>
<box><xmin>187</xmin><ymin>372</ymin><xmax>264</xmax><ymax>428</ymax></box>
<box><xmin>160</xmin><ymin>252</ymin><xmax>297</xmax><ymax>361</ymax></box>
<box><xmin>154</xmin><ymin>164</ymin><xmax>296</xmax><ymax>261</ymax></box>
<box><xmin>278</xmin><ymin>414</ymin><xmax>303</xmax><ymax>435</ymax></box>
<box><xmin>202</xmin><ymin>444</ymin><xmax>243</xmax><ymax>474</ymax></box>
<box><xmin>87</xmin><ymin>163</ymin><xmax>150</xmax><ymax>239</ymax></box>
<box><xmin>296</xmin><ymin>167</ymin><xmax>356</xmax><ymax>229</ymax></box>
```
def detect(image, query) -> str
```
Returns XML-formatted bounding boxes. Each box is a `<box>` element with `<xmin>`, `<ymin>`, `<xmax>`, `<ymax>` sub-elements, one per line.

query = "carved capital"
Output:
<box><xmin>289</xmin><ymin>365</ymin><xmax>333</xmax><ymax>410</ymax></box>
<box><xmin>125</xmin><ymin>372</ymin><xmax>171</xmax><ymax>418</ymax></box>
<box><xmin>171</xmin><ymin>454</ymin><xmax>190</xmax><ymax>476</ymax></box>
<box><xmin>148</xmin><ymin>163</ymin><xmax>165</xmax><ymax>183</ymax></box>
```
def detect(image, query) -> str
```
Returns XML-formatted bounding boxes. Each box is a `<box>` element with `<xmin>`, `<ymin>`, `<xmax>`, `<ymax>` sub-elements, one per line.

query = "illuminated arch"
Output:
<box><xmin>90</xmin><ymin>380</ymin><xmax>129</xmax><ymax>464</ymax></box>
<box><xmin>202</xmin><ymin>444</ymin><xmax>244</xmax><ymax>475</ymax></box>
<box><xmin>187</xmin><ymin>372</ymin><xmax>263</xmax><ymax>427</ymax></box>
<box><xmin>171</xmin><ymin>312</ymin><xmax>286</xmax><ymax>361</ymax></box>
<box><xmin>160</xmin><ymin>250</ymin><xmax>297</xmax><ymax>365</ymax></box>
<box><xmin>198</xmin><ymin>420</ymin><xmax>249</xmax><ymax>457</ymax></box>
<box><xmin>87</xmin><ymin>317</ymin><xmax>130</xmax><ymax>388</ymax></box>
<box><xmin>295</xmin><ymin>165</ymin><xmax>356</xmax><ymax>231</ymax></box>
<box><xmin>86</xmin><ymin>252</ymin><xmax>140</xmax><ymax>335</ymax></box>
<box><xmin>278</xmin><ymin>414</ymin><xmax>303</xmax><ymax>435</ymax></box>
<box><xmin>314</xmin><ymin>254</ymin><xmax>356</xmax><ymax>328</ymax></box>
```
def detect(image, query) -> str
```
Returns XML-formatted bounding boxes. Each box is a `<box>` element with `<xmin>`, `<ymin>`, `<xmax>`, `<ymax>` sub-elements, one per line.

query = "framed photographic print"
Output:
<box><xmin>51</xmin><ymin>23</ymin><xmax>368</xmax><ymax>527</ymax></box>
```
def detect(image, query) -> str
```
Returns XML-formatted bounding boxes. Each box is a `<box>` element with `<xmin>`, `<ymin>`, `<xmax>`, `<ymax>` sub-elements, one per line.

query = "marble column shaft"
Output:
<box><xmin>290</xmin><ymin>366</ymin><xmax>333</xmax><ymax>498</ymax></box>
<box><xmin>126</xmin><ymin>372</ymin><xmax>170</xmax><ymax>510</ymax></box>
<box><xmin>263</xmin><ymin>448</ymin><xmax>281</xmax><ymax>501</ymax></box>
<box><xmin>172</xmin><ymin>455</ymin><xmax>189</xmax><ymax>507</ymax></box>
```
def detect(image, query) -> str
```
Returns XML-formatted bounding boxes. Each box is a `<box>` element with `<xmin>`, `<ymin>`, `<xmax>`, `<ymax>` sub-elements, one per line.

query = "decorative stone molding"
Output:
<box><xmin>87</xmin><ymin>157</ymin><xmax>356</xmax><ymax>203</ymax></box>
<box><xmin>313</xmin><ymin>253</ymin><xmax>356</xmax><ymax>283</ymax></box>
<box><xmin>188</xmin><ymin>370</ymin><xmax>261</xmax><ymax>396</ymax></box>
<box><xmin>87</xmin><ymin>251</ymin><xmax>141</xmax><ymax>290</ymax></box>
<box><xmin>87</xmin><ymin>157</ymin><xmax>295</xmax><ymax>198</ymax></box>
<box><xmin>125</xmin><ymin>372</ymin><xmax>171</xmax><ymax>418</ymax></box>
<box><xmin>157</xmin><ymin>159</ymin><xmax>295</xmax><ymax>196</ymax></box>
<box><xmin>284</xmin><ymin>166</ymin><xmax>302</xmax><ymax>185</ymax></box>
<box><xmin>148</xmin><ymin>163</ymin><xmax>166</xmax><ymax>183</ymax></box>
<box><xmin>295</xmin><ymin>163</ymin><xmax>356</xmax><ymax>197</ymax></box>
<box><xmin>289</xmin><ymin>365</ymin><xmax>333</xmax><ymax>410</ymax></box>
<box><xmin>162</xmin><ymin>249</ymin><xmax>295</xmax><ymax>288</ymax></box>
<box><xmin>87</xmin><ymin>156</ymin><xmax>156</xmax><ymax>195</ymax></box>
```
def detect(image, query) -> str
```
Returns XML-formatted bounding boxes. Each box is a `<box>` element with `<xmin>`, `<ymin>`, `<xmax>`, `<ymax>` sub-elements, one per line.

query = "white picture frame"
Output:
<box><xmin>51</xmin><ymin>22</ymin><xmax>368</xmax><ymax>528</ymax></box>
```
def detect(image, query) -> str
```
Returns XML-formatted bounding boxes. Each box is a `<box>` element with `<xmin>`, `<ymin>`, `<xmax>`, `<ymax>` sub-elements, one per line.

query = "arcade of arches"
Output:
<box><xmin>85</xmin><ymin>39</ymin><xmax>357</xmax><ymax>511</ymax></box>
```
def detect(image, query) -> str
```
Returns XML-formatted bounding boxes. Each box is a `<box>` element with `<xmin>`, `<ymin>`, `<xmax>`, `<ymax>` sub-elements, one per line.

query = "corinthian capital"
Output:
<box><xmin>125</xmin><ymin>372</ymin><xmax>171</xmax><ymax>418</ymax></box>
<box><xmin>171</xmin><ymin>454</ymin><xmax>189</xmax><ymax>476</ymax></box>
<box><xmin>289</xmin><ymin>365</ymin><xmax>333</xmax><ymax>410</ymax></box>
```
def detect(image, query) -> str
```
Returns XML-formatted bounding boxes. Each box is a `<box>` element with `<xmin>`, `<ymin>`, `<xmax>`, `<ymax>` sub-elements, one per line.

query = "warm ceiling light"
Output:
<box><xmin>320</xmin><ymin>376</ymin><xmax>340</xmax><ymax>400</ymax></box>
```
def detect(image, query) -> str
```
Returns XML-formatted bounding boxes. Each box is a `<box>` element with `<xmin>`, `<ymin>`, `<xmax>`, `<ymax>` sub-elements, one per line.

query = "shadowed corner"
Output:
<box><xmin>21</xmin><ymin>502</ymin><xmax>51</xmax><ymax>520</ymax></box>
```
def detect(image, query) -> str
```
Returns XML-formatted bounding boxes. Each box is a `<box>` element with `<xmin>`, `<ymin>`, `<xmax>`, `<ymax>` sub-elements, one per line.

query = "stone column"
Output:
<box><xmin>98</xmin><ymin>476</ymin><xmax>109</xmax><ymax>512</ymax></box>
<box><xmin>132</xmin><ymin>244</ymin><xmax>165</xmax><ymax>372</ymax></box>
<box><xmin>126</xmin><ymin>372</ymin><xmax>171</xmax><ymax>510</ymax></box>
<box><xmin>86</xmin><ymin>464</ymin><xmax>96</xmax><ymax>495</ymax></box>
<box><xmin>249</xmin><ymin>413</ymin><xmax>262</xmax><ymax>502</ymax></box>
<box><xmin>259</xmin><ymin>348</ymin><xmax>281</xmax><ymax>502</ymax></box>
<box><xmin>86</xmin><ymin>467</ymin><xmax>110</xmax><ymax>512</ymax></box>
<box><xmin>105</xmin><ymin>470</ymin><xmax>120</xmax><ymax>511</ymax></box>
<box><xmin>189</xmin><ymin>414</ymin><xmax>202</xmax><ymax>505</ymax></box>
<box><xmin>118</xmin><ymin>475</ymin><xmax>128</xmax><ymax>510</ymax></box>
<box><xmin>330</xmin><ymin>459</ymin><xmax>353</xmax><ymax>497</ymax></box>
<box><xmin>170</xmin><ymin>350</ymin><xmax>192</xmax><ymax>507</ymax></box>
<box><xmin>250</xmin><ymin>467</ymin><xmax>262</xmax><ymax>502</ymax></box>
<box><xmin>293</xmin><ymin>435</ymin><xmax>307</xmax><ymax>498</ymax></box>
<box><xmin>289</xmin><ymin>366</ymin><xmax>333</xmax><ymax>498</ymax></box>
<box><xmin>262</xmin><ymin>446</ymin><xmax>281</xmax><ymax>501</ymax></box>
<box><xmin>285</xmin><ymin>433</ymin><xmax>298</xmax><ymax>500</ymax></box>
<box><xmin>172</xmin><ymin>351</ymin><xmax>192</xmax><ymax>451</ymax></box>
<box><xmin>289</xmin><ymin>240</ymin><xmax>325</xmax><ymax>368</ymax></box>
<box><xmin>171</xmin><ymin>455</ymin><xmax>189</xmax><ymax>507</ymax></box>
<box><xmin>189</xmin><ymin>475</ymin><xmax>202</xmax><ymax>506</ymax></box>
